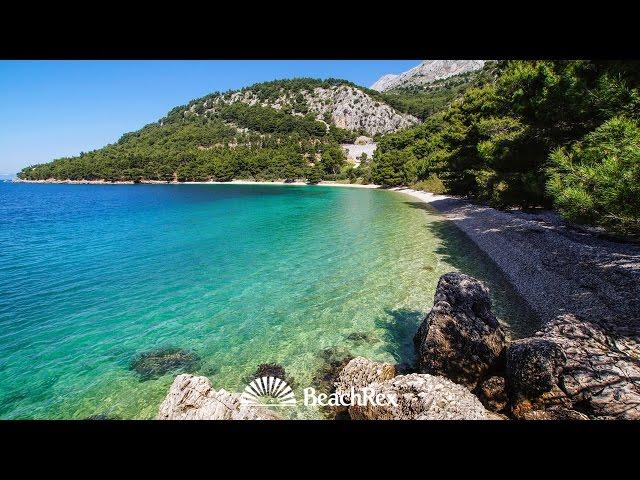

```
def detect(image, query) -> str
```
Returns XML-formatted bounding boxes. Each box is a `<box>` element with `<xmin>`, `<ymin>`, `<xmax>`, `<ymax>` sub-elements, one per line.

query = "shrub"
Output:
<box><xmin>547</xmin><ymin>116</ymin><xmax>640</xmax><ymax>236</ymax></box>
<box><xmin>411</xmin><ymin>175</ymin><xmax>447</xmax><ymax>194</ymax></box>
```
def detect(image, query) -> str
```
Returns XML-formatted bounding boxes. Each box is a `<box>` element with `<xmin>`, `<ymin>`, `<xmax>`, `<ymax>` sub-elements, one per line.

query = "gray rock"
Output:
<box><xmin>157</xmin><ymin>374</ymin><xmax>281</xmax><ymax>420</ymax></box>
<box><xmin>371</xmin><ymin>60</ymin><xmax>486</xmax><ymax>92</ymax></box>
<box><xmin>505</xmin><ymin>338</ymin><xmax>566</xmax><ymax>399</ymax></box>
<box><xmin>348</xmin><ymin>373</ymin><xmax>492</xmax><ymax>420</ymax></box>
<box><xmin>198</xmin><ymin>85</ymin><xmax>419</xmax><ymax>136</ymax></box>
<box><xmin>311</xmin><ymin>346</ymin><xmax>354</xmax><ymax>395</ymax></box>
<box><xmin>414</xmin><ymin>272</ymin><xmax>506</xmax><ymax>389</ymax></box>
<box><xmin>503</xmin><ymin>315</ymin><xmax>640</xmax><ymax>420</ymax></box>
<box><xmin>533</xmin><ymin>315</ymin><xmax>640</xmax><ymax>420</ymax></box>
<box><xmin>334</xmin><ymin>357</ymin><xmax>396</xmax><ymax>397</ymax></box>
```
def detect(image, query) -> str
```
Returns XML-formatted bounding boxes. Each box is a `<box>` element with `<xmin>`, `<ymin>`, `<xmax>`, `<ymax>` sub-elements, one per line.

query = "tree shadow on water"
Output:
<box><xmin>404</xmin><ymin>200</ymin><xmax>542</xmax><ymax>338</ymax></box>
<box><xmin>375</xmin><ymin>308</ymin><xmax>425</xmax><ymax>366</ymax></box>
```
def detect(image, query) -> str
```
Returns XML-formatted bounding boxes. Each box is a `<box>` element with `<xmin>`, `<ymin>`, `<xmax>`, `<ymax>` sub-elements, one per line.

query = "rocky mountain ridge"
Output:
<box><xmin>371</xmin><ymin>60</ymin><xmax>486</xmax><ymax>92</ymax></box>
<box><xmin>184</xmin><ymin>81</ymin><xmax>420</xmax><ymax>136</ymax></box>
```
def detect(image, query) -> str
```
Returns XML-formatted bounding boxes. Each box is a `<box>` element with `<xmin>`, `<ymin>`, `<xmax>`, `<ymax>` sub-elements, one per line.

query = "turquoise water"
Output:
<box><xmin>0</xmin><ymin>183</ymin><xmax>535</xmax><ymax>419</ymax></box>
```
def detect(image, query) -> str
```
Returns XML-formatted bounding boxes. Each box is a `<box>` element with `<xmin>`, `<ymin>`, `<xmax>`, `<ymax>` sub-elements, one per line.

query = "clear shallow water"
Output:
<box><xmin>0</xmin><ymin>183</ymin><xmax>535</xmax><ymax>419</ymax></box>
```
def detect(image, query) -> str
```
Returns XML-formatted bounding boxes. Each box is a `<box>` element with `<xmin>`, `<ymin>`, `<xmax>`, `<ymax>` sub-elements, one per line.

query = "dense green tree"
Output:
<box><xmin>374</xmin><ymin>60</ymin><xmax>640</xmax><ymax>234</ymax></box>
<box><xmin>547</xmin><ymin>116</ymin><xmax>640</xmax><ymax>236</ymax></box>
<box><xmin>305</xmin><ymin>165</ymin><xmax>323</xmax><ymax>184</ymax></box>
<box><xmin>320</xmin><ymin>145</ymin><xmax>346</xmax><ymax>175</ymax></box>
<box><xmin>372</xmin><ymin>150</ymin><xmax>417</xmax><ymax>186</ymax></box>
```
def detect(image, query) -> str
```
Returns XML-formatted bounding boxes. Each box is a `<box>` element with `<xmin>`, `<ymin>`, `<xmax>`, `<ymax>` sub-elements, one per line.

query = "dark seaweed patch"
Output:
<box><xmin>345</xmin><ymin>331</ymin><xmax>379</xmax><ymax>345</ymax></box>
<box><xmin>129</xmin><ymin>347</ymin><xmax>201</xmax><ymax>381</ymax></box>
<box><xmin>245</xmin><ymin>363</ymin><xmax>297</xmax><ymax>389</ymax></box>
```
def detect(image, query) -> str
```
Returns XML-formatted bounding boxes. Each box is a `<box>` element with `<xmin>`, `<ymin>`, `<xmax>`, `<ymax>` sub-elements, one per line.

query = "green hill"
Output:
<box><xmin>18</xmin><ymin>78</ymin><xmax>418</xmax><ymax>183</ymax></box>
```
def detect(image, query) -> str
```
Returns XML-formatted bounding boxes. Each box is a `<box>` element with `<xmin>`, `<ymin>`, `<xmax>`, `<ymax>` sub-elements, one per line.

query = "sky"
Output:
<box><xmin>0</xmin><ymin>60</ymin><xmax>419</xmax><ymax>175</ymax></box>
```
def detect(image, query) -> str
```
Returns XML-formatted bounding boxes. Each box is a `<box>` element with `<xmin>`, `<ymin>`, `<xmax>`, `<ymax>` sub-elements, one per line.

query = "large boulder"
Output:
<box><xmin>509</xmin><ymin>315</ymin><xmax>640</xmax><ymax>420</ymax></box>
<box><xmin>331</xmin><ymin>357</ymin><xmax>396</xmax><ymax>418</ymax></box>
<box><xmin>157</xmin><ymin>374</ymin><xmax>281</xmax><ymax>420</ymax></box>
<box><xmin>414</xmin><ymin>272</ymin><xmax>506</xmax><ymax>389</ymax></box>
<box><xmin>348</xmin><ymin>373</ymin><xmax>493</xmax><ymax>420</ymax></box>
<box><xmin>476</xmin><ymin>376</ymin><xmax>508</xmax><ymax>413</ymax></box>
<box><xmin>334</xmin><ymin>357</ymin><xmax>396</xmax><ymax>397</ymax></box>
<box><xmin>505</xmin><ymin>338</ymin><xmax>566</xmax><ymax>399</ymax></box>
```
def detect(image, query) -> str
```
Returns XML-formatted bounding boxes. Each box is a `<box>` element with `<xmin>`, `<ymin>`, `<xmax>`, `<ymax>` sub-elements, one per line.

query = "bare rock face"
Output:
<box><xmin>334</xmin><ymin>357</ymin><xmax>396</xmax><ymax>396</ymax></box>
<box><xmin>518</xmin><ymin>315</ymin><xmax>640</xmax><ymax>420</ymax></box>
<box><xmin>414</xmin><ymin>272</ymin><xmax>506</xmax><ymax>389</ymax></box>
<box><xmin>199</xmin><ymin>85</ymin><xmax>419</xmax><ymax>136</ymax></box>
<box><xmin>370</xmin><ymin>74</ymin><xmax>400</xmax><ymax>92</ymax></box>
<box><xmin>371</xmin><ymin>60</ymin><xmax>486</xmax><ymax>92</ymax></box>
<box><xmin>157</xmin><ymin>374</ymin><xmax>281</xmax><ymax>420</ymax></box>
<box><xmin>349</xmin><ymin>373</ymin><xmax>492</xmax><ymax>420</ymax></box>
<box><xmin>505</xmin><ymin>338</ymin><xmax>566</xmax><ymax>399</ymax></box>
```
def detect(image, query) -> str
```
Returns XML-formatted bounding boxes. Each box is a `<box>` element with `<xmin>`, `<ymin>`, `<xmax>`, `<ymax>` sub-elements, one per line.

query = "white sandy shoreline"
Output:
<box><xmin>390</xmin><ymin>187</ymin><xmax>640</xmax><ymax>332</ymax></box>
<box><xmin>389</xmin><ymin>186</ymin><xmax>451</xmax><ymax>204</ymax></box>
<box><xmin>15</xmin><ymin>178</ymin><xmax>381</xmax><ymax>189</ymax></box>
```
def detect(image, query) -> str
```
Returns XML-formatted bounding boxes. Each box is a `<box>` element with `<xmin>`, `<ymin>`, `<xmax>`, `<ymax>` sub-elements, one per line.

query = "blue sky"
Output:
<box><xmin>0</xmin><ymin>60</ymin><xmax>418</xmax><ymax>174</ymax></box>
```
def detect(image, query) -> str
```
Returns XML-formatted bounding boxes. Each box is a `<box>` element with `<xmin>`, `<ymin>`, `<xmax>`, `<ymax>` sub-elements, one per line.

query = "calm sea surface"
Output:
<box><xmin>0</xmin><ymin>183</ymin><xmax>535</xmax><ymax>419</ymax></box>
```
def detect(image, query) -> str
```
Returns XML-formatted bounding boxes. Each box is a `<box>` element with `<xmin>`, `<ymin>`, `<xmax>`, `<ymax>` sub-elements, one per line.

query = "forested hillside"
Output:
<box><xmin>372</xmin><ymin>60</ymin><xmax>640</xmax><ymax>237</ymax></box>
<box><xmin>17</xmin><ymin>78</ymin><xmax>417</xmax><ymax>184</ymax></box>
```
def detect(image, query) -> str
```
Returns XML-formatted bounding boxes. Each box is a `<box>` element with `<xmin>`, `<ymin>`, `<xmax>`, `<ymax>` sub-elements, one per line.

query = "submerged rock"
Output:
<box><xmin>157</xmin><ymin>374</ymin><xmax>281</xmax><ymax>420</ymax></box>
<box><xmin>311</xmin><ymin>347</ymin><xmax>354</xmax><ymax>418</ymax></box>
<box><xmin>130</xmin><ymin>347</ymin><xmax>200</xmax><ymax>381</ymax></box>
<box><xmin>248</xmin><ymin>363</ymin><xmax>297</xmax><ymax>389</ymax></box>
<box><xmin>253</xmin><ymin>363</ymin><xmax>286</xmax><ymax>380</ymax></box>
<box><xmin>348</xmin><ymin>373</ymin><xmax>493</xmax><ymax>420</ymax></box>
<box><xmin>312</xmin><ymin>347</ymin><xmax>354</xmax><ymax>394</ymax></box>
<box><xmin>345</xmin><ymin>331</ymin><xmax>378</xmax><ymax>345</ymax></box>
<box><xmin>85</xmin><ymin>413</ymin><xmax>120</xmax><ymax>420</ymax></box>
<box><xmin>414</xmin><ymin>272</ymin><xmax>506</xmax><ymax>389</ymax></box>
